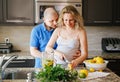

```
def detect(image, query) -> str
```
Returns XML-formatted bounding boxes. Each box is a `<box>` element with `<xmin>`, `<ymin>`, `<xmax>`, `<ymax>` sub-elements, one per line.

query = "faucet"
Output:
<box><xmin>0</xmin><ymin>55</ymin><xmax>18</xmax><ymax>79</ymax></box>
<box><xmin>0</xmin><ymin>55</ymin><xmax>6</xmax><ymax>68</ymax></box>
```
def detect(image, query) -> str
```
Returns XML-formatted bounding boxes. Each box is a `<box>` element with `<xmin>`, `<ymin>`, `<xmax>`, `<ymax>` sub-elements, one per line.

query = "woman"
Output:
<box><xmin>45</xmin><ymin>5</ymin><xmax>88</xmax><ymax>68</ymax></box>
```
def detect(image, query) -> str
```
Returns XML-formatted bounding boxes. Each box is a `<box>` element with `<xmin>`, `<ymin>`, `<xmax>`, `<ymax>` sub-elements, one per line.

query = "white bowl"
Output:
<box><xmin>83</xmin><ymin>60</ymin><xmax>109</xmax><ymax>70</ymax></box>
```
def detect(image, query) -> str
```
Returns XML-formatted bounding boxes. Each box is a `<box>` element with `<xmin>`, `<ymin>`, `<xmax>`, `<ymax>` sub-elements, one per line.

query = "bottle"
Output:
<box><xmin>26</xmin><ymin>72</ymin><xmax>32</xmax><ymax>82</ymax></box>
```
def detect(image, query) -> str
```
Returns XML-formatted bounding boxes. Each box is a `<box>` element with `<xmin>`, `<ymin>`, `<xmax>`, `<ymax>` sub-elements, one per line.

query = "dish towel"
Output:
<box><xmin>82</xmin><ymin>72</ymin><xmax>110</xmax><ymax>80</ymax></box>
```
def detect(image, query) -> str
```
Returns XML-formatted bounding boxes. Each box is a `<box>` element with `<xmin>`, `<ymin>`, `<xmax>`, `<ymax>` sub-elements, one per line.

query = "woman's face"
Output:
<box><xmin>63</xmin><ymin>13</ymin><xmax>75</xmax><ymax>28</ymax></box>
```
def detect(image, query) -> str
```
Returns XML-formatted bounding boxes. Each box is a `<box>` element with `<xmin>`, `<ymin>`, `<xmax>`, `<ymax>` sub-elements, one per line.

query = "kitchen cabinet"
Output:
<box><xmin>106</xmin><ymin>59</ymin><xmax>120</xmax><ymax>76</ymax></box>
<box><xmin>82</xmin><ymin>0</ymin><xmax>120</xmax><ymax>26</ymax></box>
<box><xmin>0</xmin><ymin>0</ymin><xmax>3</xmax><ymax>23</ymax></box>
<box><xmin>1</xmin><ymin>0</ymin><xmax>34</xmax><ymax>25</ymax></box>
<box><xmin>113</xmin><ymin>0</ymin><xmax>120</xmax><ymax>25</ymax></box>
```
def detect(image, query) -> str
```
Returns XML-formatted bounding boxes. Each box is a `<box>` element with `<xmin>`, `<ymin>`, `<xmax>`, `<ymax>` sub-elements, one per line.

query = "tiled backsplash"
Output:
<box><xmin>0</xmin><ymin>26</ymin><xmax>120</xmax><ymax>52</ymax></box>
<box><xmin>0</xmin><ymin>26</ymin><xmax>33</xmax><ymax>52</ymax></box>
<box><xmin>86</xmin><ymin>26</ymin><xmax>120</xmax><ymax>51</ymax></box>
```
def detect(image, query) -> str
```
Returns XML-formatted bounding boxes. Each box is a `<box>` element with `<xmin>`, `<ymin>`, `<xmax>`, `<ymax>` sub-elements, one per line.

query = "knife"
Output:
<box><xmin>63</xmin><ymin>57</ymin><xmax>70</xmax><ymax>64</ymax></box>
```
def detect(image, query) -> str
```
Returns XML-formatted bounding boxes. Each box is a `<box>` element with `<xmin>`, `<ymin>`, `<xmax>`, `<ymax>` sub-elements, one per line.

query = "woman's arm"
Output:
<box><xmin>45</xmin><ymin>28</ymin><xmax>59</xmax><ymax>52</ymax></box>
<box><xmin>72</xmin><ymin>29</ymin><xmax>88</xmax><ymax>67</ymax></box>
<box><xmin>45</xmin><ymin>28</ymin><xmax>66</xmax><ymax>59</ymax></box>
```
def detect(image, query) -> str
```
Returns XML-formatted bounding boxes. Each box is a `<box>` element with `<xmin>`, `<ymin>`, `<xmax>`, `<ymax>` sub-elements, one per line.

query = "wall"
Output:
<box><xmin>0</xmin><ymin>26</ymin><xmax>120</xmax><ymax>52</ymax></box>
<box><xmin>0</xmin><ymin>26</ymin><xmax>33</xmax><ymax>52</ymax></box>
<box><xmin>85</xmin><ymin>26</ymin><xmax>120</xmax><ymax>51</ymax></box>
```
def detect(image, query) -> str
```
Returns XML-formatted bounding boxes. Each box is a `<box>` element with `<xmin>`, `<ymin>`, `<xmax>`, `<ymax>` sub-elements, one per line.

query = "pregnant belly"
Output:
<box><xmin>56</xmin><ymin>46</ymin><xmax>78</xmax><ymax>61</ymax></box>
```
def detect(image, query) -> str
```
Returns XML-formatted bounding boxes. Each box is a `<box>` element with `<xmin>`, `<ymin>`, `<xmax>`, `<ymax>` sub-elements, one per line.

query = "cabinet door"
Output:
<box><xmin>0</xmin><ymin>0</ymin><xmax>3</xmax><ymax>23</ymax></box>
<box><xmin>3</xmin><ymin>0</ymin><xmax>34</xmax><ymax>25</ymax></box>
<box><xmin>107</xmin><ymin>59</ymin><xmax>120</xmax><ymax>76</ymax></box>
<box><xmin>113</xmin><ymin>0</ymin><xmax>120</xmax><ymax>25</ymax></box>
<box><xmin>83</xmin><ymin>0</ymin><xmax>113</xmax><ymax>25</ymax></box>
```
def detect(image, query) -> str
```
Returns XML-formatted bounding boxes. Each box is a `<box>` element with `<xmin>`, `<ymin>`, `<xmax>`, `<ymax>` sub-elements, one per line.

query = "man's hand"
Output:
<box><xmin>72</xmin><ymin>50</ymin><xmax>81</xmax><ymax>60</ymax></box>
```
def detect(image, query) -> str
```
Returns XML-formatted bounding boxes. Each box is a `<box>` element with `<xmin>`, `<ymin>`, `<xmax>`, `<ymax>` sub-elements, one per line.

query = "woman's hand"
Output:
<box><xmin>71</xmin><ymin>59</ymin><xmax>80</xmax><ymax>68</ymax></box>
<box><xmin>60</xmin><ymin>54</ymin><xmax>66</xmax><ymax>61</ymax></box>
<box><xmin>54</xmin><ymin>50</ymin><xmax>66</xmax><ymax>61</ymax></box>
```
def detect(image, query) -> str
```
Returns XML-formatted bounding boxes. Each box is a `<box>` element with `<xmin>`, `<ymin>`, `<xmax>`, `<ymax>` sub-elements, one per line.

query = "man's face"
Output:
<box><xmin>44</xmin><ymin>14</ymin><xmax>58</xmax><ymax>29</ymax></box>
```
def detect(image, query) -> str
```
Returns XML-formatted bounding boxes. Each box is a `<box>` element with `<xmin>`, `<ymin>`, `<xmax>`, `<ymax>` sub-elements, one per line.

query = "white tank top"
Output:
<box><xmin>54</xmin><ymin>36</ymin><xmax>80</xmax><ymax>64</ymax></box>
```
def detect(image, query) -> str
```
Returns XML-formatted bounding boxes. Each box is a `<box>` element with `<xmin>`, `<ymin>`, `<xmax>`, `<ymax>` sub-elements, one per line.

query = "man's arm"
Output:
<box><xmin>30</xmin><ymin>47</ymin><xmax>42</xmax><ymax>58</ymax></box>
<box><xmin>72</xmin><ymin>50</ymin><xmax>81</xmax><ymax>60</ymax></box>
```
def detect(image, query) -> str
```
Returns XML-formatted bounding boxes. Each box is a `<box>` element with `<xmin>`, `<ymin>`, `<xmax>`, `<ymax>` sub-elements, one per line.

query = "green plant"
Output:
<box><xmin>35</xmin><ymin>64</ymin><xmax>78</xmax><ymax>82</ymax></box>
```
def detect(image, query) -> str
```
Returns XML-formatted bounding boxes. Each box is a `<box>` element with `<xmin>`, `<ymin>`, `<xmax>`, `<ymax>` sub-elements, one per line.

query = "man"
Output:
<box><xmin>30</xmin><ymin>7</ymin><xmax>80</xmax><ymax>68</ymax></box>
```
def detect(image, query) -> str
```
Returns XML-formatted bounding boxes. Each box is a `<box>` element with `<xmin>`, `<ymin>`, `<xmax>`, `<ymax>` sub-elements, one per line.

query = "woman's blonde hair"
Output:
<box><xmin>58</xmin><ymin>5</ymin><xmax>84</xmax><ymax>29</ymax></box>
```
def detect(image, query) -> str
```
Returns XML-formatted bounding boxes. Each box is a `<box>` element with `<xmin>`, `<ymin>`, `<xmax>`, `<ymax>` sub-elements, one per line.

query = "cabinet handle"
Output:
<box><xmin>107</xmin><ymin>60</ymin><xmax>117</xmax><ymax>62</ymax></box>
<box><xmin>6</xmin><ymin>20</ymin><xmax>23</xmax><ymax>23</ymax></box>
<box><xmin>93</xmin><ymin>21</ymin><xmax>111</xmax><ymax>23</ymax></box>
<box><xmin>115</xmin><ymin>21</ymin><xmax>120</xmax><ymax>23</ymax></box>
<box><xmin>10</xmin><ymin>61</ymin><xmax>26</xmax><ymax>63</ymax></box>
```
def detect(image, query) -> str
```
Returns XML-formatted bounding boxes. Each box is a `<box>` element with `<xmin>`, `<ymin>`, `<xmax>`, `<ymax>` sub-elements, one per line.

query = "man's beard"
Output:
<box><xmin>49</xmin><ymin>27</ymin><xmax>54</xmax><ymax>30</ymax></box>
<box><xmin>48</xmin><ymin>26</ymin><xmax>56</xmax><ymax>30</ymax></box>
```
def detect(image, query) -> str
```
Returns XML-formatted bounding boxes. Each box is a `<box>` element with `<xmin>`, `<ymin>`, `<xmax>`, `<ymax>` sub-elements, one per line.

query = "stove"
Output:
<box><xmin>102</xmin><ymin>38</ymin><xmax>120</xmax><ymax>52</ymax></box>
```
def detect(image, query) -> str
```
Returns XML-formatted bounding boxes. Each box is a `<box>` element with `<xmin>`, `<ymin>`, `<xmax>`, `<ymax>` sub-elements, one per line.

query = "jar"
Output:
<box><xmin>42</xmin><ymin>51</ymin><xmax>54</xmax><ymax>68</ymax></box>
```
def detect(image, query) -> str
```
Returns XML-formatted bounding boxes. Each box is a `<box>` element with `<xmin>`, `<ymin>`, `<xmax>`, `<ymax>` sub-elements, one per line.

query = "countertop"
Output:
<box><xmin>0</xmin><ymin>51</ymin><xmax>120</xmax><ymax>82</ymax></box>
<box><xmin>1</xmin><ymin>68</ymin><xmax>120</xmax><ymax>82</ymax></box>
<box><xmin>0</xmin><ymin>51</ymin><xmax>120</xmax><ymax>59</ymax></box>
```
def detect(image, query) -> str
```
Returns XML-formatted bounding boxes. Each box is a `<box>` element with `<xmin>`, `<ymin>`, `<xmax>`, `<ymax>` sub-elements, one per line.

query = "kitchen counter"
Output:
<box><xmin>1</xmin><ymin>68</ymin><xmax>120</xmax><ymax>82</ymax></box>
<box><xmin>0</xmin><ymin>52</ymin><xmax>34</xmax><ymax>59</ymax></box>
<box><xmin>0</xmin><ymin>51</ymin><xmax>120</xmax><ymax>80</ymax></box>
<box><xmin>0</xmin><ymin>51</ymin><xmax>120</xmax><ymax>59</ymax></box>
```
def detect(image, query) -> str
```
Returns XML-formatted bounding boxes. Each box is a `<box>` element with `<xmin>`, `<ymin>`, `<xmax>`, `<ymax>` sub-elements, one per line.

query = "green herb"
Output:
<box><xmin>35</xmin><ymin>64</ymin><xmax>78</xmax><ymax>82</ymax></box>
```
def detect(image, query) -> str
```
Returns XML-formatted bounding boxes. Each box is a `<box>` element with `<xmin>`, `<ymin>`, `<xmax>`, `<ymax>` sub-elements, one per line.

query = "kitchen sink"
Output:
<box><xmin>2</xmin><ymin>59</ymin><xmax>35</xmax><ymax>68</ymax></box>
<box><xmin>3</xmin><ymin>68</ymin><xmax>35</xmax><ymax>80</ymax></box>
